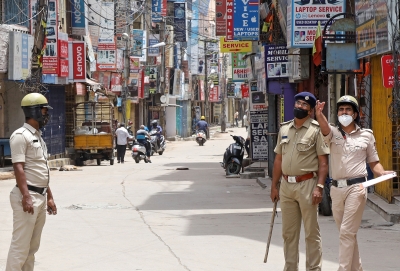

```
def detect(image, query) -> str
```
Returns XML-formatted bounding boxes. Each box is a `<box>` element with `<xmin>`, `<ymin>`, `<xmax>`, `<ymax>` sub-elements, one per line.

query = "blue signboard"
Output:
<box><xmin>233</xmin><ymin>0</ymin><xmax>259</xmax><ymax>41</ymax></box>
<box><xmin>152</xmin><ymin>0</ymin><xmax>162</xmax><ymax>22</ymax></box>
<box><xmin>148</xmin><ymin>34</ymin><xmax>160</xmax><ymax>56</ymax></box>
<box><xmin>174</xmin><ymin>3</ymin><xmax>186</xmax><ymax>42</ymax></box>
<box><xmin>71</xmin><ymin>0</ymin><xmax>86</xmax><ymax>35</ymax></box>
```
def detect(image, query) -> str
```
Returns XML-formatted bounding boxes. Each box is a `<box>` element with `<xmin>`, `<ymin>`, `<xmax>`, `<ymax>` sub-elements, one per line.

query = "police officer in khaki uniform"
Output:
<box><xmin>271</xmin><ymin>92</ymin><xmax>329</xmax><ymax>271</ymax></box>
<box><xmin>6</xmin><ymin>93</ymin><xmax>57</xmax><ymax>271</ymax></box>
<box><xmin>315</xmin><ymin>95</ymin><xmax>392</xmax><ymax>271</ymax></box>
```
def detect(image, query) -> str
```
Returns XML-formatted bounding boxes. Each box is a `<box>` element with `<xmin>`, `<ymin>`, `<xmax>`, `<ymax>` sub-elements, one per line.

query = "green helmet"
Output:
<box><xmin>21</xmin><ymin>93</ymin><xmax>52</xmax><ymax>128</ymax></box>
<box><xmin>337</xmin><ymin>95</ymin><xmax>360</xmax><ymax>123</ymax></box>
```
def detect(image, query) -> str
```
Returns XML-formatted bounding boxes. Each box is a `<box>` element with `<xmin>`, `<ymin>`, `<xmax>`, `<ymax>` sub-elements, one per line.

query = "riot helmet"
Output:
<box><xmin>21</xmin><ymin>93</ymin><xmax>52</xmax><ymax>128</ymax></box>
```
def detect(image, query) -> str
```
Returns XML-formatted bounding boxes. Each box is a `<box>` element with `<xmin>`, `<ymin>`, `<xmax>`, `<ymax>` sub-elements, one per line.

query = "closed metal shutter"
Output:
<box><xmin>42</xmin><ymin>86</ymin><xmax>66</xmax><ymax>156</ymax></box>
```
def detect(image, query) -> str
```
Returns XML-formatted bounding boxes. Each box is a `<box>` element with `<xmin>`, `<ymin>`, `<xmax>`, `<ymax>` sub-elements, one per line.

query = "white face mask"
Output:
<box><xmin>338</xmin><ymin>114</ymin><xmax>354</xmax><ymax>127</ymax></box>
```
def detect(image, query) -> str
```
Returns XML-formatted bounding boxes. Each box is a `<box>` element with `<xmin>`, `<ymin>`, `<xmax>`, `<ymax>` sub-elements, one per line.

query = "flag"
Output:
<box><xmin>312</xmin><ymin>21</ymin><xmax>322</xmax><ymax>66</ymax></box>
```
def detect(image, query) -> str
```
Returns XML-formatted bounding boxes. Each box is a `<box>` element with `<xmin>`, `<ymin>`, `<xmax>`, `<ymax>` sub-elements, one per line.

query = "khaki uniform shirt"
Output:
<box><xmin>274</xmin><ymin>118</ymin><xmax>330</xmax><ymax>176</ymax></box>
<box><xmin>324</xmin><ymin>124</ymin><xmax>379</xmax><ymax>180</ymax></box>
<box><xmin>10</xmin><ymin>123</ymin><xmax>49</xmax><ymax>187</ymax></box>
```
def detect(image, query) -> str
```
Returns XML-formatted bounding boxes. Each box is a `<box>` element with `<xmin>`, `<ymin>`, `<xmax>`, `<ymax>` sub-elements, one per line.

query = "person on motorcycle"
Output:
<box><xmin>136</xmin><ymin>125</ymin><xmax>151</xmax><ymax>163</ymax></box>
<box><xmin>196</xmin><ymin>116</ymin><xmax>209</xmax><ymax>138</ymax></box>
<box><xmin>151</xmin><ymin>120</ymin><xmax>163</xmax><ymax>149</ymax></box>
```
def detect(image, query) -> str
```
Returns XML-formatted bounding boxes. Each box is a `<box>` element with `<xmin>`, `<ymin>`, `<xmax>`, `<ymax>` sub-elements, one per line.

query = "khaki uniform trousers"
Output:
<box><xmin>280</xmin><ymin>177</ymin><xmax>322</xmax><ymax>271</ymax></box>
<box><xmin>331</xmin><ymin>185</ymin><xmax>367</xmax><ymax>271</ymax></box>
<box><xmin>6</xmin><ymin>186</ymin><xmax>47</xmax><ymax>271</ymax></box>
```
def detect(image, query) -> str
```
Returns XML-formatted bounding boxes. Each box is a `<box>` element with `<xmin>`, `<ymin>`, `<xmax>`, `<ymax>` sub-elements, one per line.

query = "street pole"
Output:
<box><xmin>221</xmin><ymin>54</ymin><xmax>227</xmax><ymax>132</ymax></box>
<box><xmin>123</xmin><ymin>23</ymin><xmax>130</xmax><ymax>125</ymax></box>
<box><xmin>203</xmin><ymin>40</ymin><xmax>209</xmax><ymax>131</ymax></box>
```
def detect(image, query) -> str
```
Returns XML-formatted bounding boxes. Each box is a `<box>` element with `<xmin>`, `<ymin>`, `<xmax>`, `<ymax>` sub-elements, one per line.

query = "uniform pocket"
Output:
<box><xmin>280</xmin><ymin>138</ymin><xmax>290</xmax><ymax>154</ymax></box>
<box><xmin>29</xmin><ymin>141</ymin><xmax>44</xmax><ymax>158</ymax></box>
<box><xmin>296</xmin><ymin>138</ymin><xmax>315</xmax><ymax>152</ymax></box>
<box><xmin>331</xmin><ymin>137</ymin><xmax>344</xmax><ymax>154</ymax></box>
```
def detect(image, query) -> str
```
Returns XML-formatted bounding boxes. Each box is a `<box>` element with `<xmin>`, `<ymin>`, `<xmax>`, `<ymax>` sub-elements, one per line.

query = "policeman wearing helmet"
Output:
<box><xmin>315</xmin><ymin>95</ymin><xmax>394</xmax><ymax>270</ymax></box>
<box><xmin>6</xmin><ymin>93</ymin><xmax>57</xmax><ymax>270</ymax></box>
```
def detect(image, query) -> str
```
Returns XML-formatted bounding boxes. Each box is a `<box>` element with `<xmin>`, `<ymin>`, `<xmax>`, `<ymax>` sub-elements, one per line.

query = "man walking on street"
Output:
<box><xmin>6</xmin><ymin>93</ymin><xmax>57</xmax><ymax>271</ymax></box>
<box><xmin>315</xmin><ymin>95</ymin><xmax>393</xmax><ymax>271</ymax></box>
<box><xmin>270</xmin><ymin>91</ymin><xmax>329</xmax><ymax>271</ymax></box>
<box><xmin>234</xmin><ymin>111</ymin><xmax>239</xmax><ymax>127</ymax></box>
<box><xmin>115</xmin><ymin>123</ymin><xmax>133</xmax><ymax>163</ymax></box>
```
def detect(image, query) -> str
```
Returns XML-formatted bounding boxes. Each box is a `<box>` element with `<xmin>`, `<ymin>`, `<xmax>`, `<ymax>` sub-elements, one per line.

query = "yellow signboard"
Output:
<box><xmin>220</xmin><ymin>37</ymin><xmax>252</xmax><ymax>53</ymax></box>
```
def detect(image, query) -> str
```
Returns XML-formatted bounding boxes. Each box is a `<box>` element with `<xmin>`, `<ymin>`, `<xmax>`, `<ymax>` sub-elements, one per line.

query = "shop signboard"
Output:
<box><xmin>97</xmin><ymin>1</ymin><xmax>116</xmax><ymax>70</ymax></box>
<box><xmin>148</xmin><ymin>34</ymin><xmax>160</xmax><ymax>56</ymax></box>
<box><xmin>266</xmin><ymin>45</ymin><xmax>289</xmax><ymax>78</ymax></box>
<box><xmin>233</xmin><ymin>0</ymin><xmax>259</xmax><ymax>41</ymax></box>
<box><xmin>71</xmin><ymin>0</ymin><xmax>86</xmax><ymax>35</ymax></box>
<box><xmin>381</xmin><ymin>55</ymin><xmax>400</xmax><ymax>88</ymax></box>
<box><xmin>232</xmin><ymin>52</ymin><xmax>249</xmax><ymax>82</ymax></box>
<box><xmin>250</xmin><ymin>110</ymin><xmax>268</xmax><ymax>161</ymax></box>
<box><xmin>220</xmin><ymin>37</ymin><xmax>252</xmax><ymax>53</ymax></box>
<box><xmin>69</xmin><ymin>41</ymin><xmax>86</xmax><ymax>82</ymax></box>
<box><xmin>42</xmin><ymin>0</ymin><xmax>59</xmax><ymax>74</ymax></box>
<box><xmin>174</xmin><ymin>3</ymin><xmax>186</xmax><ymax>42</ymax></box>
<box><xmin>288</xmin><ymin>0</ymin><xmax>345</xmax><ymax>48</ymax></box>
<box><xmin>216</xmin><ymin>0</ymin><xmax>227</xmax><ymax>36</ymax></box>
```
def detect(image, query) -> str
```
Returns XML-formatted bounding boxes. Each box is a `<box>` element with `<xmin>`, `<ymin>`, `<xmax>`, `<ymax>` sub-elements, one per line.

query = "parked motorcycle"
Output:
<box><xmin>131</xmin><ymin>140</ymin><xmax>150</xmax><ymax>163</ymax></box>
<box><xmin>220</xmin><ymin>135</ymin><xmax>245</xmax><ymax>175</ymax></box>
<box><xmin>149</xmin><ymin>129</ymin><xmax>166</xmax><ymax>155</ymax></box>
<box><xmin>196</xmin><ymin>130</ymin><xmax>207</xmax><ymax>146</ymax></box>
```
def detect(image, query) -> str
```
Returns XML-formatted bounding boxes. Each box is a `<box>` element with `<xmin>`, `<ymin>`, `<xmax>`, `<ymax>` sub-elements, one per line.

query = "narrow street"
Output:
<box><xmin>0</xmin><ymin>127</ymin><xmax>399</xmax><ymax>271</ymax></box>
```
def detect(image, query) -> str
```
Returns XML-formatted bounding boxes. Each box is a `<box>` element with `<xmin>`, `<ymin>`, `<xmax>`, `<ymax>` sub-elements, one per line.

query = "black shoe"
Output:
<box><xmin>148</xmin><ymin>160</ymin><xmax>152</xmax><ymax>163</ymax></box>
<box><xmin>117</xmin><ymin>161</ymin><xmax>120</xmax><ymax>163</ymax></box>
<box><xmin>121</xmin><ymin>161</ymin><xmax>124</xmax><ymax>163</ymax></box>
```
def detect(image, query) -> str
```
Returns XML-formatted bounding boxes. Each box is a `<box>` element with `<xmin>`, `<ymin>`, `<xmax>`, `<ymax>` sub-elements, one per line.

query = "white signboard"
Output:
<box><xmin>288</xmin><ymin>0</ymin><xmax>346</xmax><ymax>48</ymax></box>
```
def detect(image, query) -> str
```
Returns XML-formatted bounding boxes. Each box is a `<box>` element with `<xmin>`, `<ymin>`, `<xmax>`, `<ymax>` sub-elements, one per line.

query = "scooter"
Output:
<box><xmin>196</xmin><ymin>130</ymin><xmax>206</xmax><ymax>146</ymax></box>
<box><xmin>220</xmin><ymin>135</ymin><xmax>245</xmax><ymax>175</ymax></box>
<box><xmin>149</xmin><ymin>130</ymin><xmax>166</xmax><ymax>155</ymax></box>
<box><xmin>131</xmin><ymin>140</ymin><xmax>150</xmax><ymax>163</ymax></box>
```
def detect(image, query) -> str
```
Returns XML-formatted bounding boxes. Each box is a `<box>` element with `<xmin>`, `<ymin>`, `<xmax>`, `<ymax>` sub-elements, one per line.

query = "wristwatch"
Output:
<box><xmin>316</xmin><ymin>184</ymin><xmax>324</xmax><ymax>189</ymax></box>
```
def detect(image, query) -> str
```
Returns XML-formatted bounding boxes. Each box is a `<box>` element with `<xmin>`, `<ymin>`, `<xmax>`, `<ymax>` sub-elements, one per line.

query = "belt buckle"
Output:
<box><xmin>337</xmin><ymin>179</ymin><xmax>347</xmax><ymax>188</ymax></box>
<box><xmin>42</xmin><ymin>187</ymin><xmax>48</xmax><ymax>195</ymax></box>
<box><xmin>287</xmin><ymin>176</ymin><xmax>297</xmax><ymax>183</ymax></box>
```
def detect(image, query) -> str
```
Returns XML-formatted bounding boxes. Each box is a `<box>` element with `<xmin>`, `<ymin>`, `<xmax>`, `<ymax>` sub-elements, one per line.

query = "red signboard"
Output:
<box><xmin>241</xmin><ymin>84</ymin><xmax>249</xmax><ymax>98</ymax></box>
<box><xmin>209</xmin><ymin>86</ymin><xmax>220</xmax><ymax>102</ymax></box>
<box><xmin>226</xmin><ymin>0</ymin><xmax>234</xmax><ymax>40</ymax></box>
<box><xmin>59</xmin><ymin>59</ymin><xmax>69</xmax><ymax>77</ymax></box>
<box><xmin>72</xmin><ymin>42</ymin><xmax>86</xmax><ymax>80</ymax></box>
<box><xmin>381</xmin><ymin>55</ymin><xmax>400</xmax><ymax>88</ymax></box>
<box><xmin>58</xmin><ymin>32</ymin><xmax>68</xmax><ymax>59</ymax></box>
<box><xmin>138</xmin><ymin>69</ymin><xmax>145</xmax><ymax>98</ymax></box>
<box><xmin>216</xmin><ymin>0</ymin><xmax>227</xmax><ymax>36</ymax></box>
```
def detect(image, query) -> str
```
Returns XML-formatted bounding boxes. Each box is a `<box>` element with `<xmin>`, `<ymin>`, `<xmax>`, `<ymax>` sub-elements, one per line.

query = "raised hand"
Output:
<box><xmin>315</xmin><ymin>100</ymin><xmax>325</xmax><ymax>117</ymax></box>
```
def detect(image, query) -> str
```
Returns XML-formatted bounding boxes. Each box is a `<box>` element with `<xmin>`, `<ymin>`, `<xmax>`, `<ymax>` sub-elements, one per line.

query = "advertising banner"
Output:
<box><xmin>148</xmin><ymin>34</ymin><xmax>160</xmax><ymax>56</ymax></box>
<box><xmin>97</xmin><ymin>1</ymin><xmax>116</xmax><ymax>70</ymax></box>
<box><xmin>116</xmin><ymin>0</ymin><xmax>127</xmax><ymax>49</ymax></box>
<box><xmin>226</xmin><ymin>0</ymin><xmax>234</xmax><ymax>40</ymax></box>
<box><xmin>22</xmin><ymin>34</ymin><xmax>33</xmax><ymax>79</ymax></box>
<box><xmin>227</xmin><ymin>81</ymin><xmax>236</xmax><ymax>97</ymax></box>
<box><xmin>59</xmin><ymin>59</ymin><xmax>69</xmax><ymax>77</ymax></box>
<box><xmin>250</xmin><ymin>81</ymin><xmax>267</xmax><ymax>111</ymax></box>
<box><xmin>88</xmin><ymin>0</ymin><xmax>101</xmax><ymax>49</ymax></box>
<box><xmin>266</xmin><ymin>45</ymin><xmax>289</xmax><ymax>78</ymax></box>
<box><xmin>58</xmin><ymin>32</ymin><xmax>68</xmax><ymax>59</ymax></box>
<box><xmin>42</xmin><ymin>0</ymin><xmax>58</xmax><ymax>74</ymax></box>
<box><xmin>152</xmin><ymin>0</ymin><xmax>163</xmax><ymax>22</ymax></box>
<box><xmin>131</xmin><ymin>29</ymin><xmax>144</xmax><ymax>57</ymax></box>
<box><xmin>250</xmin><ymin>110</ymin><xmax>269</xmax><ymax>161</ymax></box>
<box><xmin>71</xmin><ymin>0</ymin><xmax>86</xmax><ymax>35</ymax></box>
<box><xmin>8</xmin><ymin>32</ymin><xmax>23</xmax><ymax>80</ymax></box>
<box><xmin>233</xmin><ymin>0</ymin><xmax>259</xmax><ymax>41</ymax></box>
<box><xmin>111</xmin><ymin>73</ymin><xmax>122</xmax><ymax>92</ymax></box>
<box><xmin>174</xmin><ymin>3</ymin><xmax>186</xmax><ymax>42</ymax></box>
<box><xmin>216</xmin><ymin>0</ymin><xmax>227</xmax><ymax>36</ymax></box>
<box><xmin>190</xmin><ymin>1</ymin><xmax>199</xmax><ymax>74</ymax></box>
<box><xmin>241</xmin><ymin>83</ymin><xmax>249</xmax><ymax>98</ymax></box>
<box><xmin>381</xmin><ymin>55</ymin><xmax>400</xmax><ymax>88</ymax></box>
<box><xmin>71</xmin><ymin>41</ymin><xmax>86</xmax><ymax>81</ymax></box>
<box><xmin>375</xmin><ymin>0</ymin><xmax>390</xmax><ymax>55</ymax></box>
<box><xmin>220</xmin><ymin>37</ymin><xmax>252</xmax><ymax>53</ymax></box>
<box><xmin>232</xmin><ymin>52</ymin><xmax>249</xmax><ymax>81</ymax></box>
<box><xmin>209</xmin><ymin>85</ymin><xmax>220</xmax><ymax>102</ymax></box>
<box><xmin>289</xmin><ymin>0</ymin><xmax>345</xmax><ymax>48</ymax></box>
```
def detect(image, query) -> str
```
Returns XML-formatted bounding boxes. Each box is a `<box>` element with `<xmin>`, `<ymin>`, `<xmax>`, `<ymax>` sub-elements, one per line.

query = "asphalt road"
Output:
<box><xmin>0</xmin><ymin>127</ymin><xmax>399</xmax><ymax>271</ymax></box>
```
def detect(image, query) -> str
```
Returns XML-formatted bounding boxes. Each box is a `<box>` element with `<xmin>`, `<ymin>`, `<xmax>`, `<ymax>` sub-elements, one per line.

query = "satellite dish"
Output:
<box><xmin>160</xmin><ymin>95</ymin><xmax>167</xmax><ymax>104</ymax></box>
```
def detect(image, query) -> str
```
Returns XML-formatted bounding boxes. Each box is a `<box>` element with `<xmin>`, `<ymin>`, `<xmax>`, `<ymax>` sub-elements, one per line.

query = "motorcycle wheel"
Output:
<box><xmin>134</xmin><ymin>156</ymin><xmax>140</xmax><ymax>163</ymax></box>
<box><xmin>319</xmin><ymin>185</ymin><xmax>332</xmax><ymax>216</ymax></box>
<box><xmin>226</xmin><ymin>162</ymin><xmax>241</xmax><ymax>175</ymax></box>
<box><xmin>159</xmin><ymin>151</ymin><xmax>163</xmax><ymax>155</ymax></box>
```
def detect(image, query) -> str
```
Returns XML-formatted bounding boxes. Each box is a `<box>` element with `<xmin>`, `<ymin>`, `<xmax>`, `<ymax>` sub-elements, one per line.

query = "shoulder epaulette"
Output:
<box><xmin>310</xmin><ymin>119</ymin><xmax>320</xmax><ymax>126</ymax></box>
<box><xmin>361</xmin><ymin>128</ymin><xmax>373</xmax><ymax>134</ymax></box>
<box><xmin>14</xmin><ymin>127</ymin><xmax>27</xmax><ymax>134</ymax></box>
<box><xmin>280</xmin><ymin>120</ymin><xmax>292</xmax><ymax>126</ymax></box>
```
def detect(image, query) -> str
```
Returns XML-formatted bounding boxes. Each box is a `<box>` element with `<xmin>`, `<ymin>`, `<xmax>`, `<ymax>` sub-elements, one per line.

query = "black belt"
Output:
<box><xmin>16</xmin><ymin>184</ymin><xmax>47</xmax><ymax>195</ymax></box>
<box><xmin>332</xmin><ymin>177</ymin><xmax>366</xmax><ymax>187</ymax></box>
